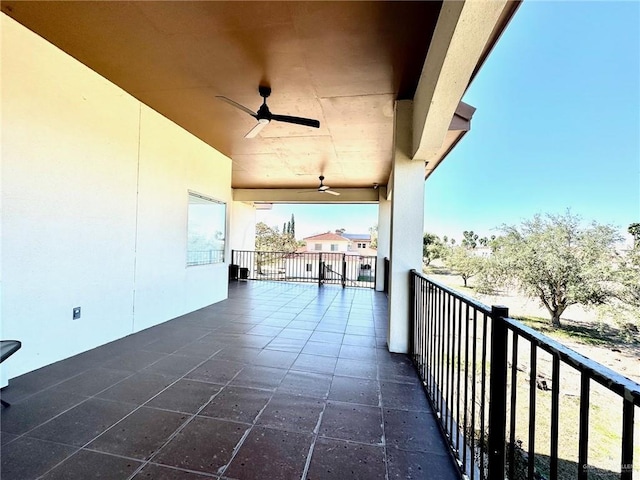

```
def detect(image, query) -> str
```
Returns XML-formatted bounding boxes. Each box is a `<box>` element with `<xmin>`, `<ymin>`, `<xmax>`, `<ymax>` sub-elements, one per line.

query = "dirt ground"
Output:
<box><xmin>424</xmin><ymin>267</ymin><xmax>640</xmax><ymax>384</ymax></box>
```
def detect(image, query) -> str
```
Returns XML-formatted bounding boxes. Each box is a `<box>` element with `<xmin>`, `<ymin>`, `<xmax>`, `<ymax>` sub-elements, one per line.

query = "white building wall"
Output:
<box><xmin>131</xmin><ymin>105</ymin><xmax>231</xmax><ymax>332</ymax></box>
<box><xmin>306</xmin><ymin>240</ymin><xmax>350</xmax><ymax>253</ymax></box>
<box><xmin>0</xmin><ymin>15</ymin><xmax>233</xmax><ymax>382</ymax></box>
<box><xmin>229</xmin><ymin>202</ymin><xmax>256</xmax><ymax>253</ymax></box>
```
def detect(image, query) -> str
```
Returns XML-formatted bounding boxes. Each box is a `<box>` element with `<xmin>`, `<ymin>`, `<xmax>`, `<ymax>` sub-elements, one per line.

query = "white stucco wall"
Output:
<box><xmin>305</xmin><ymin>240</ymin><xmax>351</xmax><ymax>253</ymax></box>
<box><xmin>1</xmin><ymin>14</ymin><xmax>232</xmax><ymax>381</ymax></box>
<box><xmin>229</xmin><ymin>202</ymin><xmax>257</xmax><ymax>253</ymax></box>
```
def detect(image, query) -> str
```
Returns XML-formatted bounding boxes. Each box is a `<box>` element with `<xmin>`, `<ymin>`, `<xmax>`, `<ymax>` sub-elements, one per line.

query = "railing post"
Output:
<box><xmin>409</xmin><ymin>270</ymin><xmax>416</xmax><ymax>357</ymax></box>
<box><xmin>231</xmin><ymin>249</ymin><xmax>235</xmax><ymax>265</ymax></box>
<box><xmin>341</xmin><ymin>254</ymin><xmax>346</xmax><ymax>288</ymax></box>
<box><xmin>488</xmin><ymin>305</ymin><xmax>509</xmax><ymax>480</ymax></box>
<box><xmin>318</xmin><ymin>253</ymin><xmax>323</xmax><ymax>287</ymax></box>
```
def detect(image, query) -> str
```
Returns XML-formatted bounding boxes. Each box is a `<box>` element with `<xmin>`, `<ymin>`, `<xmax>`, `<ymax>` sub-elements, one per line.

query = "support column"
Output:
<box><xmin>375</xmin><ymin>187</ymin><xmax>390</xmax><ymax>292</ymax></box>
<box><xmin>387</xmin><ymin>100</ymin><xmax>425</xmax><ymax>353</ymax></box>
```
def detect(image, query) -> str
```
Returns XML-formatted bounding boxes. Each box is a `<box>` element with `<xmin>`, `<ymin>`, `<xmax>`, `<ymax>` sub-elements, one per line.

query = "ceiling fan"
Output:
<box><xmin>299</xmin><ymin>176</ymin><xmax>340</xmax><ymax>196</ymax></box>
<box><xmin>217</xmin><ymin>85</ymin><xmax>320</xmax><ymax>138</ymax></box>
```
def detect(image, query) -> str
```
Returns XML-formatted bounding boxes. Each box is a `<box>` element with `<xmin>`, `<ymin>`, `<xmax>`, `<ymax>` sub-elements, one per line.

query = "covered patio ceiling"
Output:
<box><xmin>1</xmin><ymin>1</ymin><xmax>517</xmax><ymax>192</ymax></box>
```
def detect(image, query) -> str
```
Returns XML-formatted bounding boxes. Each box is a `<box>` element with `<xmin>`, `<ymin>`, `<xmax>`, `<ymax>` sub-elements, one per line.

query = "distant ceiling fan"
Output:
<box><xmin>217</xmin><ymin>85</ymin><xmax>320</xmax><ymax>138</ymax></box>
<box><xmin>299</xmin><ymin>176</ymin><xmax>340</xmax><ymax>196</ymax></box>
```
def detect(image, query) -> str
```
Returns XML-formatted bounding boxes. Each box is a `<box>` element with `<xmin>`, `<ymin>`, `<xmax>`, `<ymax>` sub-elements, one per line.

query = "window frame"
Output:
<box><xmin>186</xmin><ymin>191</ymin><xmax>226</xmax><ymax>267</ymax></box>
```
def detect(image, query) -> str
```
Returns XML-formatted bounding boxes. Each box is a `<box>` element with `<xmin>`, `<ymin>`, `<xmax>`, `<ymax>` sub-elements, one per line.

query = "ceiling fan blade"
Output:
<box><xmin>271</xmin><ymin>114</ymin><xmax>320</xmax><ymax>129</ymax></box>
<box><xmin>324</xmin><ymin>189</ymin><xmax>340</xmax><ymax>196</ymax></box>
<box><xmin>216</xmin><ymin>96</ymin><xmax>257</xmax><ymax>117</ymax></box>
<box><xmin>244</xmin><ymin>120</ymin><xmax>269</xmax><ymax>138</ymax></box>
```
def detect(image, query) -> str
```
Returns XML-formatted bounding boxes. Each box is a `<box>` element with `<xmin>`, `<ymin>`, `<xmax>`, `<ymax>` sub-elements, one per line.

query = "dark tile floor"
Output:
<box><xmin>0</xmin><ymin>281</ymin><xmax>459</xmax><ymax>480</ymax></box>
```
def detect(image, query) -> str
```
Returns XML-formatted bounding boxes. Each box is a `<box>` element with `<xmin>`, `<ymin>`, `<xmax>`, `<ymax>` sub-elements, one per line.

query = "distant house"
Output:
<box><xmin>284</xmin><ymin>231</ymin><xmax>377</xmax><ymax>283</ymax></box>
<box><xmin>342</xmin><ymin>232</ymin><xmax>373</xmax><ymax>250</ymax></box>
<box><xmin>301</xmin><ymin>232</ymin><xmax>351</xmax><ymax>253</ymax></box>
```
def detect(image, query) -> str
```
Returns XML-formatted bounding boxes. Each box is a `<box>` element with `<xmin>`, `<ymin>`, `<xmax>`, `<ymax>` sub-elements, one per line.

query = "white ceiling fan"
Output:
<box><xmin>299</xmin><ymin>176</ymin><xmax>340</xmax><ymax>196</ymax></box>
<box><xmin>217</xmin><ymin>85</ymin><xmax>320</xmax><ymax>138</ymax></box>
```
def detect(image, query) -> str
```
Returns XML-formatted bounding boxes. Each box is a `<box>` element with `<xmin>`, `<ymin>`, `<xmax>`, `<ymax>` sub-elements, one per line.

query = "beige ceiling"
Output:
<box><xmin>2</xmin><ymin>1</ymin><xmax>487</xmax><ymax>190</ymax></box>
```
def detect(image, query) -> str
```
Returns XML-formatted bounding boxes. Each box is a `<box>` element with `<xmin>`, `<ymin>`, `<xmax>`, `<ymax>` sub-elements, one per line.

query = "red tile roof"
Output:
<box><xmin>303</xmin><ymin>232</ymin><xmax>350</xmax><ymax>241</ymax></box>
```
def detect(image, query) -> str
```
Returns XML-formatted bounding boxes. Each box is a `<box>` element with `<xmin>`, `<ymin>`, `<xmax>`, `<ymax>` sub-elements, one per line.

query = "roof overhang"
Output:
<box><xmin>1</xmin><ymin>0</ymin><xmax>521</xmax><ymax>201</ymax></box>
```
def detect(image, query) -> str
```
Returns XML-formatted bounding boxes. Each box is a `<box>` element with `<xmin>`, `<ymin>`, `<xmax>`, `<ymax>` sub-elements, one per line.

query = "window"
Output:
<box><xmin>306</xmin><ymin>263</ymin><xmax>313</xmax><ymax>272</ymax></box>
<box><xmin>186</xmin><ymin>192</ymin><xmax>226</xmax><ymax>266</ymax></box>
<box><xmin>314</xmin><ymin>243</ymin><xmax>322</xmax><ymax>251</ymax></box>
<box><xmin>330</xmin><ymin>244</ymin><xmax>338</xmax><ymax>251</ymax></box>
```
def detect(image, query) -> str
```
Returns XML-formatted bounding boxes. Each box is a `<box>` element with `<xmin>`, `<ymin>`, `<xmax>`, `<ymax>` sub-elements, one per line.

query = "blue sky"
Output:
<box><xmin>258</xmin><ymin>1</ymin><xmax>640</xmax><ymax>242</ymax></box>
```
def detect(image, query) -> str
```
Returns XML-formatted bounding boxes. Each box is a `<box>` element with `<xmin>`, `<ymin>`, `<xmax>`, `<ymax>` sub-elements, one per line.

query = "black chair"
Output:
<box><xmin>0</xmin><ymin>340</ymin><xmax>22</xmax><ymax>408</ymax></box>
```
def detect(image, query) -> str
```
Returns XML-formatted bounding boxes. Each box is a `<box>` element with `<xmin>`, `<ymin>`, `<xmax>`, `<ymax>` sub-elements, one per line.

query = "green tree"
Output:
<box><xmin>443</xmin><ymin>245</ymin><xmax>484</xmax><ymax>287</ymax></box>
<box><xmin>491</xmin><ymin>212</ymin><xmax>621</xmax><ymax>327</ymax></box>
<box><xmin>628</xmin><ymin>222</ymin><xmax>640</xmax><ymax>247</ymax></box>
<box><xmin>621</xmin><ymin>247</ymin><xmax>640</xmax><ymax>307</ymax></box>
<box><xmin>462</xmin><ymin>230</ymin><xmax>479</xmax><ymax>249</ymax></box>
<box><xmin>255</xmin><ymin>222</ymin><xmax>298</xmax><ymax>274</ymax></box>
<box><xmin>255</xmin><ymin>222</ymin><xmax>297</xmax><ymax>252</ymax></box>
<box><xmin>423</xmin><ymin>232</ymin><xmax>444</xmax><ymax>266</ymax></box>
<box><xmin>290</xmin><ymin>214</ymin><xmax>296</xmax><ymax>238</ymax></box>
<box><xmin>369</xmin><ymin>224</ymin><xmax>378</xmax><ymax>249</ymax></box>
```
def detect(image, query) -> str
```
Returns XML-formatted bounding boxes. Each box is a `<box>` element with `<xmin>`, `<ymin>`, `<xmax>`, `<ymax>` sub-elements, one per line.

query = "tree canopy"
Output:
<box><xmin>423</xmin><ymin>233</ymin><xmax>444</xmax><ymax>266</ymax></box>
<box><xmin>255</xmin><ymin>221</ymin><xmax>298</xmax><ymax>253</ymax></box>
<box><xmin>628</xmin><ymin>222</ymin><xmax>640</xmax><ymax>247</ymax></box>
<box><xmin>489</xmin><ymin>211</ymin><xmax>621</xmax><ymax>327</ymax></box>
<box><xmin>443</xmin><ymin>245</ymin><xmax>484</xmax><ymax>287</ymax></box>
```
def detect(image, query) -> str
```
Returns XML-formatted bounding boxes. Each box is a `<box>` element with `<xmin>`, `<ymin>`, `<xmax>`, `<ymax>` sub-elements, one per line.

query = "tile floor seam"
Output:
<box><xmin>379</xmin><ymin>373</ymin><xmax>391</xmax><ymax>480</ymax></box>
<box><xmin>3</xmin><ymin>322</ymin><xmax>217</xmax><ymax>408</ymax></box>
<box><xmin>144</xmin><ymin>460</ymin><xmax>221</xmax><ymax>478</ymax></box>
<box><xmin>142</xmin><ymin>327</ymin><xmax>220</xmax><ymax>356</ymax></box>
<box><xmin>0</xmin><ymin>434</ymin><xmax>83</xmax><ymax>477</ymax></box>
<box><xmin>130</xmin><ymin>353</ymin><xmax>255</xmax><ymax>478</ymax></box>
<box><xmin>299</xmin><ymin>390</ymin><xmax>329</xmax><ymax>480</ymax></box>
<box><xmin>0</xmin><ymin>367</ymin><xmax>93</xmax><ymax>406</ymax></box>
<box><xmin>213</xmin><ymin>389</ymin><xmax>279</xmax><ymax>478</ymax></box>
<box><xmin>32</xmin><ymin>346</ymin><xmax>228</xmax><ymax>480</ymax></box>
<box><xmin>1</xmin><ymin>390</ymin><xmax>127</xmax><ymax>447</ymax></box>
<box><xmin>2</xmin><ymin>283</ymin><xmax>463</xmax><ymax>480</ymax></box>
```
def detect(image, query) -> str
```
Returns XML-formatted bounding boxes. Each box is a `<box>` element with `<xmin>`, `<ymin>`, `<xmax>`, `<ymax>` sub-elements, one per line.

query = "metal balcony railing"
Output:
<box><xmin>187</xmin><ymin>249</ymin><xmax>225</xmax><ymax>266</ymax></box>
<box><xmin>410</xmin><ymin>270</ymin><xmax>640</xmax><ymax>480</ymax></box>
<box><xmin>231</xmin><ymin>250</ymin><xmax>377</xmax><ymax>288</ymax></box>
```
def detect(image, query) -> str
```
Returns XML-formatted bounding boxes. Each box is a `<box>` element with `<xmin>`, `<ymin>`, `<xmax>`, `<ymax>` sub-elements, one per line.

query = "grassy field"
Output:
<box><xmin>422</xmin><ymin>262</ymin><xmax>640</xmax><ymax>478</ymax></box>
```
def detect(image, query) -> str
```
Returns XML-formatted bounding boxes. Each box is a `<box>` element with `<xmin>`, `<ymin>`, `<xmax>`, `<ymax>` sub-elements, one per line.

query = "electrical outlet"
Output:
<box><xmin>73</xmin><ymin>307</ymin><xmax>81</xmax><ymax>320</ymax></box>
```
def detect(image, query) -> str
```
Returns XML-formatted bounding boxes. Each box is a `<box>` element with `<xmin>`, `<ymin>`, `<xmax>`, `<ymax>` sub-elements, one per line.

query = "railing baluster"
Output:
<box><xmin>456</xmin><ymin>297</ymin><xmax>463</xmax><ymax>454</ymax></box>
<box><xmin>487</xmin><ymin>306</ymin><xmax>508</xmax><ymax>480</ymax></box>
<box><xmin>508</xmin><ymin>333</ymin><xmax>519</xmax><ymax>480</ymax></box>
<box><xmin>422</xmin><ymin>281</ymin><xmax>428</xmax><ymax>382</ymax></box>
<box><xmin>528</xmin><ymin>345</ymin><xmax>537</xmax><ymax>480</ymax></box>
<box><xmin>463</xmin><ymin>303</ymin><xmax>470</xmax><ymax>474</ymax></box>
<box><xmin>440</xmin><ymin>288</ymin><xmax>446</xmax><ymax>418</ymax></box>
<box><xmin>471</xmin><ymin>308</ymin><xmax>478</xmax><ymax>480</ymax></box>
<box><xmin>621</xmin><ymin>398</ymin><xmax>634</xmax><ymax>480</ymax></box>
<box><xmin>428</xmin><ymin>285</ymin><xmax>436</xmax><ymax>398</ymax></box>
<box><xmin>550</xmin><ymin>354</ymin><xmax>560</xmax><ymax>479</ymax></box>
<box><xmin>446</xmin><ymin>294</ymin><xmax>453</xmax><ymax>437</ymax></box>
<box><xmin>450</xmin><ymin>297</ymin><xmax>457</xmax><ymax>438</ymax></box>
<box><xmin>407</xmin><ymin>271</ymin><xmax>640</xmax><ymax>480</ymax></box>
<box><xmin>578</xmin><ymin>372</ymin><xmax>590</xmax><ymax>480</ymax></box>
<box><xmin>480</xmin><ymin>313</ymin><xmax>488</xmax><ymax>480</ymax></box>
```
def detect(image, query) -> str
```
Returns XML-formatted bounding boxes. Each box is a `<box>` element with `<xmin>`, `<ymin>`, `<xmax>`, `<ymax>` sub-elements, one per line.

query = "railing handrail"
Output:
<box><xmin>411</xmin><ymin>269</ymin><xmax>640</xmax><ymax>406</ymax></box>
<box><xmin>231</xmin><ymin>250</ymin><xmax>377</xmax><ymax>289</ymax></box>
<box><xmin>411</xmin><ymin>268</ymin><xmax>494</xmax><ymax>315</ymax></box>
<box><xmin>501</xmin><ymin>315</ymin><xmax>640</xmax><ymax>404</ymax></box>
